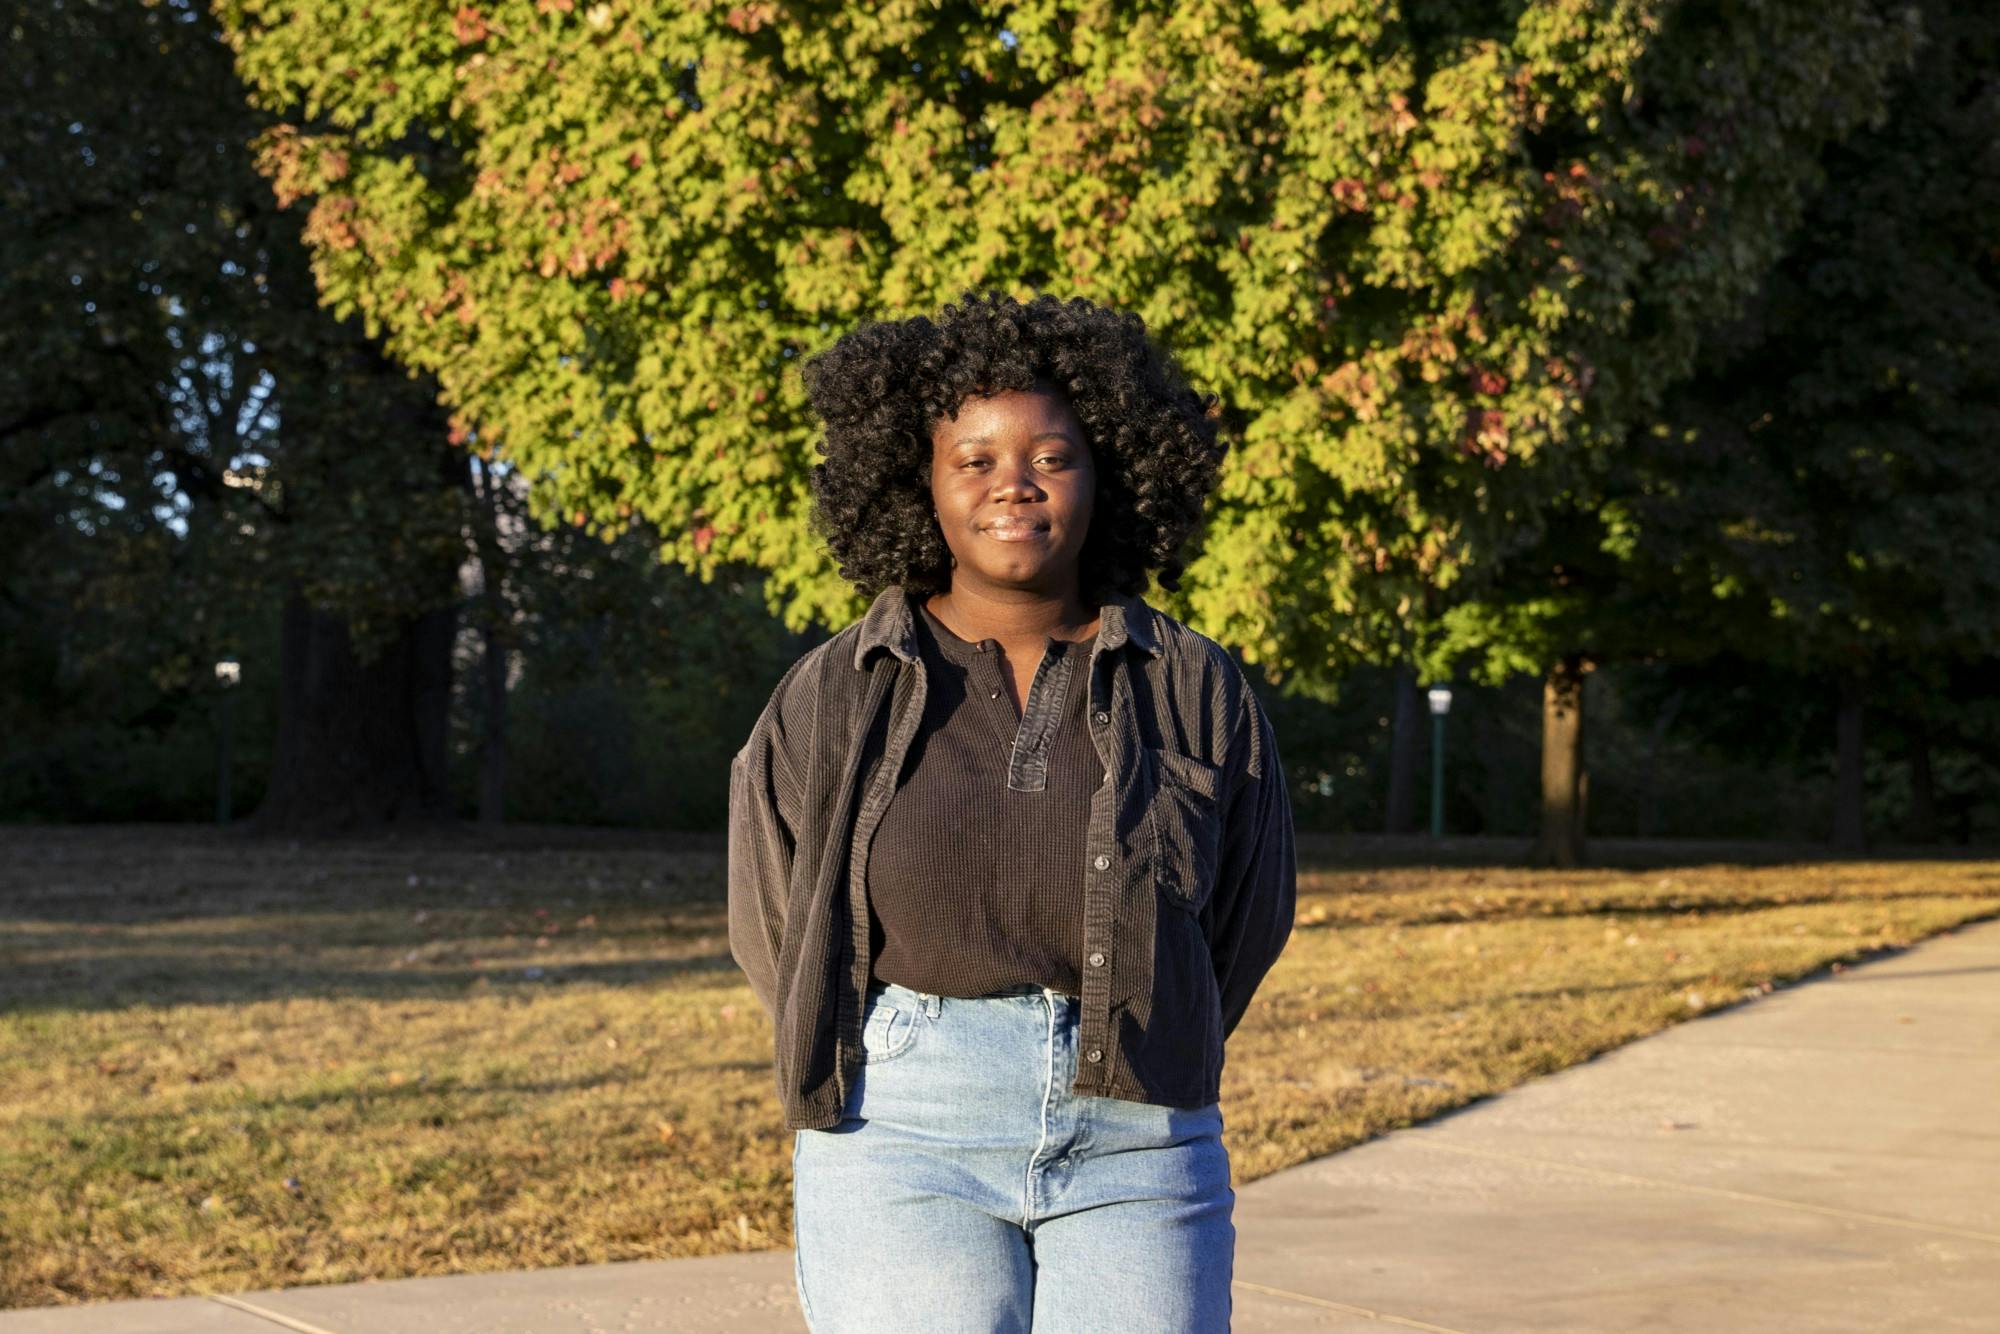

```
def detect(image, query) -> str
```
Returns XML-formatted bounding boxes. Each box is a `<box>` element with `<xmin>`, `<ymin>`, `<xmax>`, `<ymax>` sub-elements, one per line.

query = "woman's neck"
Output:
<box><xmin>925</xmin><ymin>583</ymin><xmax>1099</xmax><ymax>649</ymax></box>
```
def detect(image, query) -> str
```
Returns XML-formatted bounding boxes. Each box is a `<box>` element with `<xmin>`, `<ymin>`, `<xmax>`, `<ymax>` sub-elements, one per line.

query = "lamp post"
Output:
<box><xmin>1426</xmin><ymin>685</ymin><xmax>1453</xmax><ymax>838</ymax></box>
<box><xmin>215</xmin><ymin>658</ymin><xmax>240</xmax><ymax>825</ymax></box>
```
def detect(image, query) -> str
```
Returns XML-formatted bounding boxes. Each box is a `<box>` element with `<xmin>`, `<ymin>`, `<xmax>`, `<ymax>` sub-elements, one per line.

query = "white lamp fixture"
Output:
<box><xmin>215</xmin><ymin>659</ymin><xmax>241</xmax><ymax>687</ymax></box>
<box><xmin>1426</xmin><ymin>685</ymin><xmax>1453</xmax><ymax>716</ymax></box>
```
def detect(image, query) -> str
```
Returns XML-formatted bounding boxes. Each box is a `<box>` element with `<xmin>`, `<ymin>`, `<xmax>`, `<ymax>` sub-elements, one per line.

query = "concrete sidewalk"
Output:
<box><xmin>8</xmin><ymin>916</ymin><xmax>1997</xmax><ymax>1333</ymax></box>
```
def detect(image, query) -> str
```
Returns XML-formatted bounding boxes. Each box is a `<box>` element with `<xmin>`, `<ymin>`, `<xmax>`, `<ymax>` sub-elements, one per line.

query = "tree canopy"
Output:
<box><xmin>215</xmin><ymin>0</ymin><xmax>1922</xmax><ymax>693</ymax></box>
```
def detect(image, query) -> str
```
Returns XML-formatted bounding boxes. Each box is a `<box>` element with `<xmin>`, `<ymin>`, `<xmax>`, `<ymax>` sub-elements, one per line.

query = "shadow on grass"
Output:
<box><xmin>0</xmin><ymin>880</ymin><xmax>729</xmax><ymax>928</ymax></box>
<box><xmin>1289</xmin><ymin>886</ymin><xmax>1990</xmax><ymax>929</ymax></box>
<box><xmin>1294</xmin><ymin>832</ymin><xmax>2000</xmax><ymax>871</ymax></box>
<box><xmin>27</xmin><ymin>1060</ymin><xmax>779</xmax><ymax>1138</ymax></box>
<box><xmin>0</xmin><ymin>952</ymin><xmax>742</xmax><ymax>1015</ymax></box>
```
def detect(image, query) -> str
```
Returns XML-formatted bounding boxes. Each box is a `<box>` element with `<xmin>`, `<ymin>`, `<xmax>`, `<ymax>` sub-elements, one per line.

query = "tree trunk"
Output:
<box><xmin>1831</xmin><ymin>672</ymin><xmax>1867</xmax><ymax>853</ymax></box>
<box><xmin>1528</xmin><ymin>653</ymin><xmax>1591</xmax><ymax>867</ymax></box>
<box><xmin>477</xmin><ymin>621</ymin><xmax>508</xmax><ymax>825</ymax></box>
<box><xmin>471</xmin><ymin>460</ymin><xmax>511</xmax><ymax>826</ymax></box>
<box><xmin>1905</xmin><ymin>719</ymin><xmax>1937</xmax><ymax>844</ymax></box>
<box><xmin>1383</xmin><ymin>664</ymin><xmax>1422</xmax><ymax>834</ymax></box>
<box><xmin>252</xmin><ymin>586</ymin><xmax>458</xmax><ymax>833</ymax></box>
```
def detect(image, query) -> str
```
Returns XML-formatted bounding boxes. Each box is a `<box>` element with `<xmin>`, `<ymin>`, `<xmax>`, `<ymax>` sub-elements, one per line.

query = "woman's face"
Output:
<box><xmin>929</xmin><ymin>383</ymin><xmax>1095</xmax><ymax>599</ymax></box>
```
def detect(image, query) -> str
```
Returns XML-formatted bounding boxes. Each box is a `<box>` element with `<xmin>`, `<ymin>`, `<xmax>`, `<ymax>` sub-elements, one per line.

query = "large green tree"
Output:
<box><xmin>213</xmin><ymin>1</ymin><xmax>1918</xmax><ymax>690</ymax></box>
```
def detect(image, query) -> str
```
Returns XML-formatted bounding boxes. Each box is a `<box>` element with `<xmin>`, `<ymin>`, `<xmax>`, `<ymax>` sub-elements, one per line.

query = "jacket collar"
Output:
<box><xmin>852</xmin><ymin>585</ymin><xmax>1163</xmax><ymax>670</ymax></box>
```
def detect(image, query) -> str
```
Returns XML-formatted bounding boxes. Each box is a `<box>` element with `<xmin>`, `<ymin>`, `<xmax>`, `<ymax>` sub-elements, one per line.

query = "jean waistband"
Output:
<box><xmin>872</xmin><ymin>979</ymin><xmax>1071</xmax><ymax>1000</ymax></box>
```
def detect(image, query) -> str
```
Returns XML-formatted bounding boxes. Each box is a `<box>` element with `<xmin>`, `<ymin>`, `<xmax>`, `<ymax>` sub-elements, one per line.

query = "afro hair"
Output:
<box><xmin>799</xmin><ymin>288</ymin><xmax>1227</xmax><ymax>603</ymax></box>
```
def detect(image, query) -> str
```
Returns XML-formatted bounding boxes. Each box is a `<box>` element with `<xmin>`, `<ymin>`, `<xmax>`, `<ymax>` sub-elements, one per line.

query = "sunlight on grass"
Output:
<box><xmin>2</xmin><ymin>826</ymin><xmax>1994</xmax><ymax>1307</ymax></box>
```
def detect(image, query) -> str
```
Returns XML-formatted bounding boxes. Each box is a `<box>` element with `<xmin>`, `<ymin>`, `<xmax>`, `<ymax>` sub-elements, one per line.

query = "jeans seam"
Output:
<box><xmin>792</xmin><ymin>1134</ymin><xmax>815</xmax><ymax>1330</ymax></box>
<box><xmin>1024</xmin><ymin>991</ymin><xmax>1057</xmax><ymax>1229</ymax></box>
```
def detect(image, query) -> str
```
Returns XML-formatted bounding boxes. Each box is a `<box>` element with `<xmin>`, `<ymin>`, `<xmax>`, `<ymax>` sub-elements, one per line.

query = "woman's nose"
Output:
<box><xmin>990</xmin><ymin>459</ymin><xmax>1045</xmax><ymax>500</ymax></box>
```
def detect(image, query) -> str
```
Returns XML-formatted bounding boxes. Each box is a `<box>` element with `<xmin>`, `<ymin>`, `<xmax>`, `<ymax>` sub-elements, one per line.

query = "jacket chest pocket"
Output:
<box><xmin>1145</xmin><ymin>746</ymin><xmax>1225</xmax><ymax>914</ymax></box>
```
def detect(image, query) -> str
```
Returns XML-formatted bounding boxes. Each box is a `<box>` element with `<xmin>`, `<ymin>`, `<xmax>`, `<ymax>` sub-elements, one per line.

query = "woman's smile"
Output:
<box><xmin>979</xmin><ymin>517</ymin><xmax>1050</xmax><ymax>542</ymax></box>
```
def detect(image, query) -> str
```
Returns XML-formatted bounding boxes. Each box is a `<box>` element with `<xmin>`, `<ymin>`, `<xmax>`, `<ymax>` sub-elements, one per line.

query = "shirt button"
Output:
<box><xmin>1085</xmin><ymin>1048</ymin><xmax>1103</xmax><ymax>1063</ymax></box>
<box><xmin>1092</xmin><ymin>854</ymin><xmax>1110</xmax><ymax>871</ymax></box>
<box><xmin>1088</xmin><ymin>951</ymin><xmax>1105</xmax><ymax>968</ymax></box>
<box><xmin>1093</xmin><ymin>709</ymin><xmax>1109</xmax><ymax>725</ymax></box>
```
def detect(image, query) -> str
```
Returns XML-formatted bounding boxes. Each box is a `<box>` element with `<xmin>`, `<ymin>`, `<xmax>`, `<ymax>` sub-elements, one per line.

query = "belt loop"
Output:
<box><xmin>923</xmin><ymin>992</ymin><xmax>941</xmax><ymax>1019</ymax></box>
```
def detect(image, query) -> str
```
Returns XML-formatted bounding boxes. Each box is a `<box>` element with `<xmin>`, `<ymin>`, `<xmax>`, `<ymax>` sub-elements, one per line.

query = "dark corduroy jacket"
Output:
<box><xmin>727</xmin><ymin>585</ymin><xmax>1297</xmax><ymax>1132</ymax></box>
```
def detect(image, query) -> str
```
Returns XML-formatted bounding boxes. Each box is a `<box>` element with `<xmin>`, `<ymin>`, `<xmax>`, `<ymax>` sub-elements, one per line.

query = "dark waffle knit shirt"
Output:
<box><xmin>865</xmin><ymin>602</ymin><xmax>1105</xmax><ymax>1000</ymax></box>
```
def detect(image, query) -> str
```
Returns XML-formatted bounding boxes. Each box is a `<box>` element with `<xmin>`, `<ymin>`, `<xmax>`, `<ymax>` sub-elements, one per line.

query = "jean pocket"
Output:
<box><xmin>1146</xmin><ymin>746</ymin><xmax>1225</xmax><ymax>914</ymax></box>
<box><xmin>859</xmin><ymin>995</ymin><xmax>921</xmax><ymax>1062</ymax></box>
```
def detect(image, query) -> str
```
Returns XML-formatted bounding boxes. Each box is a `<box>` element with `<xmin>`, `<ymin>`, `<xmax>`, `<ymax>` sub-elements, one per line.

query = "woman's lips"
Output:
<box><xmin>980</xmin><ymin>521</ymin><xmax>1049</xmax><ymax>542</ymax></box>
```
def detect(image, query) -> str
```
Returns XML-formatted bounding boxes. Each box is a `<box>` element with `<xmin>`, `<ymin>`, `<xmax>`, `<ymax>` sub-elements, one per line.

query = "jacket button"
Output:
<box><xmin>1085</xmin><ymin>1048</ymin><xmax>1103</xmax><ymax>1063</ymax></box>
<box><xmin>1092</xmin><ymin>854</ymin><xmax>1110</xmax><ymax>871</ymax></box>
<box><xmin>1093</xmin><ymin>709</ymin><xmax>1109</xmax><ymax>725</ymax></box>
<box><xmin>1088</xmin><ymin>951</ymin><xmax>1105</xmax><ymax>967</ymax></box>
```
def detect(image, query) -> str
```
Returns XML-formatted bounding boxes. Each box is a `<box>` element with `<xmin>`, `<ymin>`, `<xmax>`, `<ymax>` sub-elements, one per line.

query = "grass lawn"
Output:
<box><xmin>3</xmin><ymin>824</ymin><xmax>1995</xmax><ymax>1308</ymax></box>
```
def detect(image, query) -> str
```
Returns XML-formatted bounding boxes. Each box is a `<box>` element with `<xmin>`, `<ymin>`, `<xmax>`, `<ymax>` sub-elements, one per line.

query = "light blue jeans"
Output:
<box><xmin>791</xmin><ymin>979</ymin><xmax>1235</xmax><ymax>1332</ymax></box>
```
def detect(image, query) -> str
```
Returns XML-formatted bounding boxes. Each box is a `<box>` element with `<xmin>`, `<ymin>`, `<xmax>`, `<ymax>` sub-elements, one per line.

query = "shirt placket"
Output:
<box><xmin>1006</xmin><ymin>641</ymin><xmax>1074</xmax><ymax>793</ymax></box>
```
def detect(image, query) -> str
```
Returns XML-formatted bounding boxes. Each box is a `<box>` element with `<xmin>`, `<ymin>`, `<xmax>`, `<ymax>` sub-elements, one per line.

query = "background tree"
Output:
<box><xmin>211</xmin><ymin>0</ymin><xmax>1917</xmax><ymax>706</ymax></box>
<box><xmin>3</xmin><ymin>0</ymin><xmax>475</xmax><ymax>832</ymax></box>
<box><xmin>1620</xmin><ymin>0</ymin><xmax>2000</xmax><ymax>853</ymax></box>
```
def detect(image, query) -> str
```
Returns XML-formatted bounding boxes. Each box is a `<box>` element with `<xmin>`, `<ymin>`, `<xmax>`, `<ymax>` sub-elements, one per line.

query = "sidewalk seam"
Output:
<box><xmin>205</xmin><ymin>1295</ymin><xmax>341</xmax><ymax>1334</ymax></box>
<box><xmin>1232</xmin><ymin>1279</ymin><xmax>1470</xmax><ymax>1332</ymax></box>
<box><xmin>1408</xmin><ymin>1139</ymin><xmax>2000</xmax><ymax>1245</ymax></box>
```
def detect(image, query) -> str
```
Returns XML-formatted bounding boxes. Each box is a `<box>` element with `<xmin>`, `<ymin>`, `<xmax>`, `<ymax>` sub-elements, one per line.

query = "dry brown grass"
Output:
<box><xmin>2</xmin><ymin>824</ymin><xmax>1994</xmax><ymax>1308</ymax></box>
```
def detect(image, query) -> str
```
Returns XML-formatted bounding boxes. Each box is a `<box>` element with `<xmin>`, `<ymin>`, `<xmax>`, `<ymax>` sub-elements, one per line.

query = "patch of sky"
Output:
<box><xmin>999</xmin><ymin>29</ymin><xmax>1017</xmax><ymax>50</ymax></box>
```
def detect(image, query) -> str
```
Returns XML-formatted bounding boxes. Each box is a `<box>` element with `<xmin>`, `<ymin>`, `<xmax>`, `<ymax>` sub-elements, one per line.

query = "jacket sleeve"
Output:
<box><xmin>727</xmin><ymin>666</ymin><xmax>807</xmax><ymax>1023</ymax></box>
<box><xmin>1201</xmin><ymin>692</ymin><xmax>1297</xmax><ymax>1040</ymax></box>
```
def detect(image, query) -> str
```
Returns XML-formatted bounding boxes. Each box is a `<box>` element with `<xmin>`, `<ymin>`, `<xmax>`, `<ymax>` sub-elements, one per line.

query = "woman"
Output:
<box><xmin>728</xmin><ymin>289</ymin><xmax>1296</xmax><ymax>1332</ymax></box>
